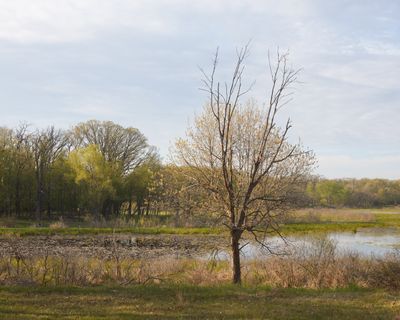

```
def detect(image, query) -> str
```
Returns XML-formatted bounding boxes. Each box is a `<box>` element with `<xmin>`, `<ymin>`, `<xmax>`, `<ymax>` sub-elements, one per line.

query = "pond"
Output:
<box><xmin>216</xmin><ymin>228</ymin><xmax>400</xmax><ymax>260</ymax></box>
<box><xmin>1</xmin><ymin>229</ymin><xmax>399</xmax><ymax>261</ymax></box>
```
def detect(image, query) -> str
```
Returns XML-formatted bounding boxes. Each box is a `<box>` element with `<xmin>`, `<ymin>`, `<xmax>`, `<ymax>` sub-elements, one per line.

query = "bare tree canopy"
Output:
<box><xmin>173</xmin><ymin>46</ymin><xmax>316</xmax><ymax>284</ymax></box>
<box><xmin>70</xmin><ymin>120</ymin><xmax>154</xmax><ymax>174</ymax></box>
<box><xmin>30</xmin><ymin>126</ymin><xmax>68</xmax><ymax>221</ymax></box>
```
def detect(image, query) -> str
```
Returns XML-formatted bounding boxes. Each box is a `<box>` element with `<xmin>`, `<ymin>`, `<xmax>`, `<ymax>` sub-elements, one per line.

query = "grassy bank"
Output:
<box><xmin>0</xmin><ymin>208</ymin><xmax>400</xmax><ymax>236</ymax></box>
<box><xmin>0</xmin><ymin>226</ymin><xmax>223</xmax><ymax>237</ymax></box>
<box><xmin>0</xmin><ymin>222</ymin><xmax>394</xmax><ymax>237</ymax></box>
<box><xmin>1</xmin><ymin>285</ymin><xmax>399</xmax><ymax>319</ymax></box>
<box><xmin>281</xmin><ymin>210</ymin><xmax>400</xmax><ymax>234</ymax></box>
<box><xmin>1</xmin><ymin>245</ymin><xmax>399</xmax><ymax>289</ymax></box>
<box><xmin>281</xmin><ymin>221</ymin><xmax>377</xmax><ymax>234</ymax></box>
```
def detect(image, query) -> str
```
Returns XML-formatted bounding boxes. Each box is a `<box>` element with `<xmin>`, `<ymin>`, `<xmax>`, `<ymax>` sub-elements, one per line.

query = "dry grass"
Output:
<box><xmin>244</xmin><ymin>237</ymin><xmax>400</xmax><ymax>290</ymax></box>
<box><xmin>286</xmin><ymin>208</ymin><xmax>376</xmax><ymax>224</ymax></box>
<box><xmin>49</xmin><ymin>218</ymin><xmax>67</xmax><ymax>229</ymax></box>
<box><xmin>0</xmin><ymin>254</ymin><xmax>229</xmax><ymax>286</ymax></box>
<box><xmin>1</xmin><ymin>237</ymin><xmax>400</xmax><ymax>290</ymax></box>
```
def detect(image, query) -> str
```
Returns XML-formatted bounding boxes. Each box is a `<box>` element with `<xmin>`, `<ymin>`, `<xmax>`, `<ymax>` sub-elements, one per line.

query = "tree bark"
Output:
<box><xmin>35</xmin><ymin>188</ymin><xmax>42</xmax><ymax>223</ymax></box>
<box><xmin>35</xmin><ymin>170</ymin><xmax>43</xmax><ymax>223</ymax></box>
<box><xmin>47</xmin><ymin>182</ymin><xmax>51</xmax><ymax>218</ymax></box>
<box><xmin>231</xmin><ymin>229</ymin><xmax>242</xmax><ymax>284</ymax></box>
<box><xmin>15</xmin><ymin>176</ymin><xmax>21</xmax><ymax>217</ymax></box>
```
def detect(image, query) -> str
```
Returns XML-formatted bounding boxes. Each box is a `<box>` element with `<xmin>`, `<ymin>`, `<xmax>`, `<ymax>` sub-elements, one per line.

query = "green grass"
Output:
<box><xmin>0</xmin><ymin>221</ymin><xmax>387</xmax><ymax>237</ymax></box>
<box><xmin>375</xmin><ymin>213</ymin><xmax>400</xmax><ymax>227</ymax></box>
<box><xmin>0</xmin><ymin>285</ymin><xmax>399</xmax><ymax>319</ymax></box>
<box><xmin>1</xmin><ymin>208</ymin><xmax>400</xmax><ymax>237</ymax></box>
<box><xmin>281</xmin><ymin>212</ymin><xmax>400</xmax><ymax>235</ymax></box>
<box><xmin>280</xmin><ymin>221</ymin><xmax>378</xmax><ymax>234</ymax></box>
<box><xmin>279</xmin><ymin>207</ymin><xmax>400</xmax><ymax>234</ymax></box>
<box><xmin>0</xmin><ymin>226</ymin><xmax>224</xmax><ymax>237</ymax></box>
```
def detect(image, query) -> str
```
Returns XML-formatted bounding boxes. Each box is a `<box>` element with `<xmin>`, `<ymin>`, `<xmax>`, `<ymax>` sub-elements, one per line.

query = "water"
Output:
<box><xmin>329</xmin><ymin>229</ymin><xmax>400</xmax><ymax>256</ymax></box>
<box><xmin>211</xmin><ymin>228</ymin><xmax>400</xmax><ymax>260</ymax></box>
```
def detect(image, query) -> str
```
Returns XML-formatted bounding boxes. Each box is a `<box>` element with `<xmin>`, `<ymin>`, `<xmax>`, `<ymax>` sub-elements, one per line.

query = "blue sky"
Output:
<box><xmin>0</xmin><ymin>0</ymin><xmax>399</xmax><ymax>179</ymax></box>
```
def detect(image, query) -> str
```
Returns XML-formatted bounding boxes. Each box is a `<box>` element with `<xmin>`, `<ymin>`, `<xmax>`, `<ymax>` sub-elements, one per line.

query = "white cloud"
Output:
<box><xmin>0</xmin><ymin>0</ymin><xmax>175</xmax><ymax>43</ymax></box>
<box><xmin>0</xmin><ymin>0</ymin><xmax>320</xmax><ymax>44</ymax></box>
<box><xmin>0</xmin><ymin>0</ymin><xmax>399</xmax><ymax>178</ymax></box>
<box><xmin>318</xmin><ymin>155</ymin><xmax>400</xmax><ymax>179</ymax></box>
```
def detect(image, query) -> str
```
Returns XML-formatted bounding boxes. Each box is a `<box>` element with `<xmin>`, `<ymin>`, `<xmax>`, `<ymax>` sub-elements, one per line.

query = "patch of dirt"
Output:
<box><xmin>0</xmin><ymin>234</ymin><xmax>228</xmax><ymax>260</ymax></box>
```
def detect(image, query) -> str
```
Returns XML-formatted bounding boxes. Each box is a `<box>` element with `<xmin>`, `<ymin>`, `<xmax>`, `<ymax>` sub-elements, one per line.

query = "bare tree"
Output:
<box><xmin>30</xmin><ymin>127</ymin><xmax>67</xmax><ymax>222</ymax></box>
<box><xmin>12</xmin><ymin>124</ymin><xmax>31</xmax><ymax>217</ymax></box>
<box><xmin>70</xmin><ymin>120</ymin><xmax>153</xmax><ymax>174</ymax></box>
<box><xmin>173</xmin><ymin>46</ymin><xmax>315</xmax><ymax>284</ymax></box>
<box><xmin>156</xmin><ymin>165</ymin><xmax>209</xmax><ymax>227</ymax></box>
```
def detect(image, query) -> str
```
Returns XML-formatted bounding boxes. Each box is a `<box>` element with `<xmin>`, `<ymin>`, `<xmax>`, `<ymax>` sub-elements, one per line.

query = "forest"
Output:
<box><xmin>0</xmin><ymin>120</ymin><xmax>398</xmax><ymax>222</ymax></box>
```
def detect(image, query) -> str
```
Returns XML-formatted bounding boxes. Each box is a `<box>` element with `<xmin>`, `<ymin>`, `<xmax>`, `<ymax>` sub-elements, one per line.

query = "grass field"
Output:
<box><xmin>281</xmin><ymin>209</ymin><xmax>400</xmax><ymax>234</ymax></box>
<box><xmin>0</xmin><ymin>226</ymin><xmax>222</xmax><ymax>237</ymax></box>
<box><xmin>0</xmin><ymin>207</ymin><xmax>400</xmax><ymax>237</ymax></box>
<box><xmin>1</xmin><ymin>285</ymin><xmax>399</xmax><ymax>319</ymax></box>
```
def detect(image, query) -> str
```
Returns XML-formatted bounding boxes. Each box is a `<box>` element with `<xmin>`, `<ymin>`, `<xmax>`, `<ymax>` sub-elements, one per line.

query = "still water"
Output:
<box><xmin>212</xmin><ymin>228</ymin><xmax>400</xmax><ymax>260</ymax></box>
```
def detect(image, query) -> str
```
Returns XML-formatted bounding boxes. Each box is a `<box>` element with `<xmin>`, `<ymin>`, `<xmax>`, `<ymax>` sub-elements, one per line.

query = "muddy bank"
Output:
<box><xmin>0</xmin><ymin>234</ymin><xmax>228</xmax><ymax>260</ymax></box>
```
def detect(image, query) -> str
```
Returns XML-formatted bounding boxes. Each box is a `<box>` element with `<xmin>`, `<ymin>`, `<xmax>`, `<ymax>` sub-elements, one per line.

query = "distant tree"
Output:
<box><xmin>9</xmin><ymin>124</ymin><xmax>31</xmax><ymax>217</ymax></box>
<box><xmin>0</xmin><ymin>121</ymin><xmax>162</xmax><ymax>219</ymax></box>
<box><xmin>173</xmin><ymin>47</ymin><xmax>315</xmax><ymax>284</ymax></box>
<box><xmin>315</xmin><ymin>180</ymin><xmax>349</xmax><ymax>207</ymax></box>
<box><xmin>70</xmin><ymin>120</ymin><xmax>153</xmax><ymax>174</ymax></box>
<box><xmin>47</xmin><ymin>156</ymin><xmax>78</xmax><ymax>215</ymax></box>
<box><xmin>67</xmin><ymin>144</ymin><xmax>117</xmax><ymax>217</ymax></box>
<box><xmin>0</xmin><ymin>127</ymin><xmax>15</xmax><ymax>215</ymax></box>
<box><xmin>124</xmin><ymin>162</ymin><xmax>157</xmax><ymax>216</ymax></box>
<box><xmin>305</xmin><ymin>178</ymin><xmax>400</xmax><ymax>208</ymax></box>
<box><xmin>156</xmin><ymin>165</ymin><xmax>207</xmax><ymax>227</ymax></box>
<box><xmin>30</xmin><ymin>127</ymin><xmax>67</xmax><ymax>221</ymax></box>
<box><xmin>70</xmin><ymin>120</ymin><xmax>158</xmax><ymax>216</ymax></box>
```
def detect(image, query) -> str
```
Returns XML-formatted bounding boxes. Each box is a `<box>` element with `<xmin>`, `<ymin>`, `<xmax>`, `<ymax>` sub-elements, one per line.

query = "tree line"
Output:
<box><xmin>0</xmin><ymin>120</ymin><xmax>398</xmax><ymax>222</ymax></box>
<box><xmin>0</xmin><ymin>119</ymin><xmax>217</xmax><ymax>223</ymax></box>
<box><xmin>0</xmin><ymin>120</ymin><xmax>399</xmax><ymax>222</ymax></box>
<box><xmin>0</xmin><ymin>120</ymin><xmax>159</xmax><ymax>220</ymax></box>
<box><xmin>305</xmin><ymin>178</ymin><xmax>400</xmax><ymax>208</ymax></box>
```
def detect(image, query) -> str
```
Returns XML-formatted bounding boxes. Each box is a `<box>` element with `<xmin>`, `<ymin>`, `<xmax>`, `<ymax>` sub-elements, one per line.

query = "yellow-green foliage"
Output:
<box><xmin>67</xmin><ymin>144</ymin><xmax>118</xmax><ymax>211</ymax></box>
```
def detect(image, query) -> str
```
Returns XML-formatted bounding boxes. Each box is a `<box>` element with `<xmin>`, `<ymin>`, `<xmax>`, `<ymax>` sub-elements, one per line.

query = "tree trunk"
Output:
<box><xmin>47</xmin><ymin>182</ymin><xmax>51</xmax><ymax>218</ymax></box>
<box><xmin>231</xmin><ymin>229</ymin><xmax>242</xmax><ymax>284</ymax></box>
<box><xmin>15</xmin><ymin>176</ymin><xmax>21</xmax><ymax>218</ymax></box>
<box><xmin>128</xmin><ymin>196</ymin><xmax>132</xmax><ymax>216</ymax></box>
<box><xmin>60</xmin><ymin>182</ymin><xmax>64</xmax><ymax>215</ymax></box>
<box><xmin>174</xmin><ymin>209</ymin><xmax>180</xmax><ymax>227</ymax></box>
<box><xmin>36</xmin><ymin>174</ymin><xmax>42</xmax><ymax>223</ymax></box>
<box><xmin>35</xmin><ymin>163</ymin><xmax>44</xmax><ymax>224</ymax></box>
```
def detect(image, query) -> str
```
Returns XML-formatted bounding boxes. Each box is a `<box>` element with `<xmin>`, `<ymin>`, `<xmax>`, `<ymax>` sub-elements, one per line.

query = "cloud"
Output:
<box><xmin>0</xmin><ymin>0</ymin><xmax>399</xmax><ymax>177</ymax></box>
<box><xmin>0</xmin><ymin>0</ymin><xmax>176</xmax><ymax>43</ymax></box>
<box><xmin>317</xmin><ymin>155</ymin><xmax>400</xmax><ymax>179</ymax></box>
<box><xmin>0</xmin><ymin>0</ymin><xmax>329</xmax><ymax>44</ymax></box>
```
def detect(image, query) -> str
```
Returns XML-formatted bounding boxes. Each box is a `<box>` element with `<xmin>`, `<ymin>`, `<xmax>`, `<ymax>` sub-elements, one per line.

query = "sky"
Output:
<box><xmin>0</xmin><ymin>0</ymin><xmax>399</xmax><ymax>179</ymax></box>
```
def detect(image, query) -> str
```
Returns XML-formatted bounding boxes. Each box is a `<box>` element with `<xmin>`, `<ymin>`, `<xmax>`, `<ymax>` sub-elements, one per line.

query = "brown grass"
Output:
<box><xmin>49</xmin><ymin>219</ymin><xmax>67</xmax><ymax>229</ymax></box>
<box><xmin>285</xmin><ymin>208</ymin><xmax>376</xmax><ymax>223</ymax></box>
<box><xmin>1</xmin><ymin>237</ymin><xmax>399</xmax><ymax>289</ymax></box>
